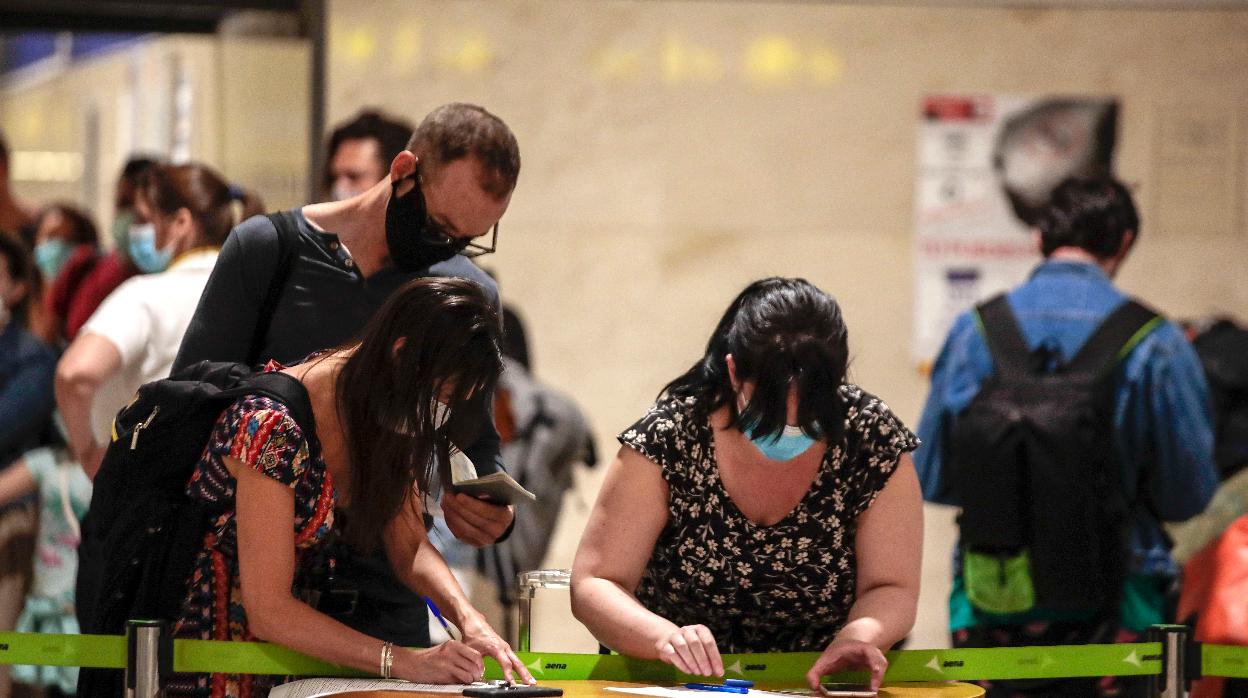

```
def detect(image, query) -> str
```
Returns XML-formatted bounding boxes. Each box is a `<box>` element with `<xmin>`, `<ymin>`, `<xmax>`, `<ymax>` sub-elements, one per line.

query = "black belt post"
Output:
<box><xmin>1149</xmin><ymin>624</ymin><xmax>1191</xmax><ymax>698</ymax></box>
<box><xmin>126</xmin><ymin>619</ymin><xmax>171</xmax><ymax>698</ymax></box>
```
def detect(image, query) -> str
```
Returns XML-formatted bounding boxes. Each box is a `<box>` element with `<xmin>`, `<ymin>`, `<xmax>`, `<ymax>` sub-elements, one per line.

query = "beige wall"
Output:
<box><xmin>327</xmin><ymin>0</ymin><xmax>1248</xmax><ymax>649</ymax></box>
<box><xmin>1</xmin><ymin>35</ymin><xmax>309</xmax><ymax>232</ymax></box>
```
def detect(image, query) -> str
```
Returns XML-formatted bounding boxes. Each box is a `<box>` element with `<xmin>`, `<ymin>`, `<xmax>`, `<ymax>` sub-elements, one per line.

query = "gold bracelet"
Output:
<box><xmin>380</xmin><ymin>641</ymin><xmax>394</xmax><ymax>679</ymax></box>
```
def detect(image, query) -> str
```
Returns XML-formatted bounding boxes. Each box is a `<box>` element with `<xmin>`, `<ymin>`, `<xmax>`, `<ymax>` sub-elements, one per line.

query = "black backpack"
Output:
<box><xmin>75</xmin><ymin>361</ymin><xmax>316</xmax><ymax>696</ymax></box>
<box><xmin>1192</xmin><ymin>319</ymin><xmax>1248</xmax><ymax>481</ymax></box>
<box><xmin>949</xmin><ymin>295</ymin><xmax>1160</xmax><ymax>618</ymax></box>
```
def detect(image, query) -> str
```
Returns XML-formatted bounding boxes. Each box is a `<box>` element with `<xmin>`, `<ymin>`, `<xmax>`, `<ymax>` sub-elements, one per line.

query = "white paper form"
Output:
<box><xmin>269</xmin><ymin>678</ymin><xmax>492</xmax><ymax>698</ymax></box>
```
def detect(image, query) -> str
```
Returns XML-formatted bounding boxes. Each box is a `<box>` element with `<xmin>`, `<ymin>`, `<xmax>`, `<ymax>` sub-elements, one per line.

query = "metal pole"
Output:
<box><xmin>126</xmin><ymin>619</ymin><xmax>169</xmax><ymax>698</ymax></box>
<box><xmin>302</xmin><ymin>0</ymin><xmax>327</xmax><ymax>203</ymax></box>
<box><xmin>1149</xmin><ymin>624</ymin><xmax>1190</xmax><ymax>698</ymax></box>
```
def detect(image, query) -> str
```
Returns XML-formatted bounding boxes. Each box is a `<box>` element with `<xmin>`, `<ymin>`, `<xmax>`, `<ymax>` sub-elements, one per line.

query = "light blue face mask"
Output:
<box><xmin>34</xmin><ymin>239</ymin><xmax>73</xmax><ymax>281</ymax></box>
<box><xmin>127</xmin><ymin>222</ymin><xmax>172</xmax><ymax>273</ymax></box>
<box><xmin>744</xmin><ymin>422</ymin><xmax>818</xmax><ymax>461</ymax></box>
<box><xmin>738</xmin><ymin>392</ymin><xmax>820</xmax><ymax>460</ymax></box>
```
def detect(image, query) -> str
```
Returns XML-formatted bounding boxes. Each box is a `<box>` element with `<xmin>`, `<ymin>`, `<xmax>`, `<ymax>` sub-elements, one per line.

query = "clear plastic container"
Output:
<box><xmin>516</xmin><ymin>569</ymin><xmax>599</xmax><ymax>652</ymax></box>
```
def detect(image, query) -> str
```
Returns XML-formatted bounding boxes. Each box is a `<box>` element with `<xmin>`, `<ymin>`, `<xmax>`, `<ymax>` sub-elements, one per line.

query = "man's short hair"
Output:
<box><xmin>407</xmin><ymin>103</ymin><xmax>520</xmax><ymax>200</ymax></box>
<box><xmin>1038</xmin><ymin>177</ymin><xmax>1139</xmax><ymax>259</ymax></box>
<box><xmin>323</xmin><ymin>109</ymin><xmax>414</xmax><ymax>188</ymax></box>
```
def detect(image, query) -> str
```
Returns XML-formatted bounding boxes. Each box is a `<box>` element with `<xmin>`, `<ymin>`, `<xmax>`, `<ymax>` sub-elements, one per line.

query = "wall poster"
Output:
<box><xmin>912</xmin><ymin>94</ymin><xmax>1120</xmax><ymax>366</ymax></box>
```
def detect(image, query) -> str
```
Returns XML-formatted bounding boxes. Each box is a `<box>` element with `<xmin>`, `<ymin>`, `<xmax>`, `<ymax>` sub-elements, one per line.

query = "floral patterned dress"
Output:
<box><xmin>619</xmin><ymin>384</ymin><xmax>918</xmax><ymax>653</ymax></box>
<box><xmin>168</xmin><ymin>363</ymin><xmax>337</xmax><ymax>698</ymax></box>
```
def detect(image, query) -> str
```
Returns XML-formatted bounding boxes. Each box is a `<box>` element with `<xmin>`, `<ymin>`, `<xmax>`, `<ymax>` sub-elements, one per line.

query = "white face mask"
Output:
<box><xmin>431</xmin><ymin>400</ymin><xmax>451</xmax><ymax>430</ymax></box>
<box><xmin>389</xmin><ymin>400</ymin><xmax>451</xmax><ymax>436</ymax></box>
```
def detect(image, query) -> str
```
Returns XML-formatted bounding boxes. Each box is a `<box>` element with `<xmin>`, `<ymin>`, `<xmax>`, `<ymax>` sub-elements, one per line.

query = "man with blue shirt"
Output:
<box><xmin>915</xmin><ymin>177</ymin><xmax>1217</xmax><ymax>697</ymax></box>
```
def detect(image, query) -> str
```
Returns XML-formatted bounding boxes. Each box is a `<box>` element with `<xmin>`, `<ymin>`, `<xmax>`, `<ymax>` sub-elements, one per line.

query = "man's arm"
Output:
<box><xmin>0</xmin><ymin>342</ymin><xmax>55</xmax><ymax>459</ymax></box>
<box><xmin>1119</xmin><ymin>323</ymin><xmax>1218</xmax><ymax>521</ymax></box>
<box><xmin>171</xmin><ymin>217</ymin><xmax>281</xmax><ymax>373</ymax></box>
<box><xmin>431</xmin><ymin>255</ymin><xmax>514</xmax><ymax>544</ymax></box>
<box><xmin>914</xmin><ymin>313</ymin><xmax>982</xmax><ymax>505</ymax></box>
<box><xmin>443</xmin><ymin>391</ymin><xmax>514</xmax><ymax>546</ymax></box>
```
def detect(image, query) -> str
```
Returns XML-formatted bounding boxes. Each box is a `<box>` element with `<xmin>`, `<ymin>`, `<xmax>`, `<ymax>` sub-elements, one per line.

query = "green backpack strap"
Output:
<box><xmin>1064</xmin><ymin>299</ymin><xmax>1164</xmax><ymax>376</ymax></box>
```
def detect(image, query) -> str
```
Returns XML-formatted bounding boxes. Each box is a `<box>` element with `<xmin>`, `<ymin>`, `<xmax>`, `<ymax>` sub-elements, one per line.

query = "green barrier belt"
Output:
<box><xmin>512</xmin><ymin>645</ymin><xmax>1164</xmax><ymax>683</ymax></box>
<box><xmin>1204</xmin><ymin>644</ymin><xmax>1248</xmax><ymax>680</ymax></box>
<box><xmin>0</xmin><ymin>633</ymin><xmax>1171</xmax><ymax>682</ymax></box>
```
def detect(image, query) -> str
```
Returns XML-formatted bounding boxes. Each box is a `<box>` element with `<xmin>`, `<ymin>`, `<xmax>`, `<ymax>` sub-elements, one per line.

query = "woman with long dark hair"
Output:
<box><xmin>165</xmin><ymin>277</ymin><xmax>530</xmax><ymax>697</ymax></box>
<box><xmin>572</xmin><ymin>278</ymin><xmax>922</xmax><ymax>692</ymax></box>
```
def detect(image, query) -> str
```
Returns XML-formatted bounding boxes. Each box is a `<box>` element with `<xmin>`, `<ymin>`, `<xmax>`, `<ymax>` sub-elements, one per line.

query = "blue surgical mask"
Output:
<box><xmin>738</xmin><ymin>392</ymin><xmax>819</xmax><ymax>461</ymax></box>
<box><xmin>34</xmin><ymin>239</ymin><xmax>73</xmax><ymax>281</ymax></box>
<box><xmin>127</xmin><ymin>222</ymin><xmax>172</xmax><ymax>273</ymax></box>
<box><xmin>111</xmin><ymin>210</ymin><xmax>134</xmax><ymax>251</ymax></box>
<box><xmin>745</xmin><ymin>422</ymin><xmax>817</xmax><ymax>461</ymax></box>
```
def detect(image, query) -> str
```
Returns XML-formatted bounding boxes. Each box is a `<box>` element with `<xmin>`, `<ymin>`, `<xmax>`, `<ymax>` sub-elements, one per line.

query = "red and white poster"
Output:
<box><xmin>912</xmin><ymin>94</ymin><xmax>1120</xmax><ymax>365</ymax></box>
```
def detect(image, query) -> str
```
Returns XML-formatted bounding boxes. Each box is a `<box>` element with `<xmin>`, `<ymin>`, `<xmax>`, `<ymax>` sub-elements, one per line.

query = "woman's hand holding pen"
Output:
<box><xmin>656</xmin><ymin>624</ymin><xmax>724</xmax><ymax>678</ymax></box>
<box><xmin>394</xmin><ymin>642</ymin><xmax>483</xmax><ymax>684</ymax></box>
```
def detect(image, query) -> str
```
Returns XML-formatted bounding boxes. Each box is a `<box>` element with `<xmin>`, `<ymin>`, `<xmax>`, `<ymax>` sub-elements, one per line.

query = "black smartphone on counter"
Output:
<box><xmin>463</xmin><ymin>686</ymin><xmax>564</xmax><ymax>698</ymax></box>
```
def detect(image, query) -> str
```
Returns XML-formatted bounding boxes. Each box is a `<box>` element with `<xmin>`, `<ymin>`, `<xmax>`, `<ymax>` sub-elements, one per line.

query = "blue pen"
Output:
<box><xmin>725</xmin><ymin>680</ymin><xmax>753</xmax><ymax>688</ymax></box>
<box><xmin>424</xmin><ymin>596</ymin><xmax>458</xmax><ymax>640</ymax></box>
<box><xmin>685</xmin><ymin>684</ymin><xmax>748</xmax><ymax>694</ymax></box>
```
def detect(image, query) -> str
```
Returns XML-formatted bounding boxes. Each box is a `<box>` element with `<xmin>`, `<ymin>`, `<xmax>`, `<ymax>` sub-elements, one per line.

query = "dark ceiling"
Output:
<box><xmin>0</xmin><ymin>0</ymin><xmax>305</xmax><ymax>34</ymax></box>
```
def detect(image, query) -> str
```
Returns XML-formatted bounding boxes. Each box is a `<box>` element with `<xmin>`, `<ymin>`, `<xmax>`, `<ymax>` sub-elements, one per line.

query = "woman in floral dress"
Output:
<box><xmin>572</xmin><ymin>278</ymin><xmax>922</xmax><ymax>693</ymax></box>
<box><xmin>169</xmin><ymin>278</ymin><xmax>532</xmax><ymax>697</ymax></box>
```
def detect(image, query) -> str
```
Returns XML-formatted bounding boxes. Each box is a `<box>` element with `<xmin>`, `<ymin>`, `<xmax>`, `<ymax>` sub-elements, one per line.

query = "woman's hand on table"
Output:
<box><xmin>395</xmin><ymin>641</ymin><xmax>483</xmax><ymax>684</ymax></box>
<box><xmin>806</xmin><ymin>639</ymin><xmax>888</xmax><ymax>691</ymax></box>
<box><xmin>656</xmin><ymin>624</ymin><xmax>723</xmax><ymax>677</ymax></box>
<box><xmin>460</xmin><ymin>615</ymin><xmax>537</xmax><ymax>684</ymax></box>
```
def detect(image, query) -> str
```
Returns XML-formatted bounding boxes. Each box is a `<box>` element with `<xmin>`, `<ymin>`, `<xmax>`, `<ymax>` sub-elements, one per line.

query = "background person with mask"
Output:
<box><xmin>34</xmin><ymin>203</ymin><xmax>99</xmax><ymax>345</ymax></box>
<box><xmin>55</xmin><ymin>162</ymin><xmax>263</xmax><ymax>477</ymax></box>
<box><xmin>323</xmin><ymin>109</ymin><xmax>414</xmax><ymax>201</ymax></box>
<box><xmin>0</xmin><ymin>232</ymin><xmax>57</xmax><ymax>696</ymax></box>
<box><xmin>53</xmin><ymin>157</ymin><xmax>161</xmax><ymax>343</ymax></box>
<box><xmin>173</xmin><ymin>102</ymin><xmax>520</xmax><ymax>651</ymax></box>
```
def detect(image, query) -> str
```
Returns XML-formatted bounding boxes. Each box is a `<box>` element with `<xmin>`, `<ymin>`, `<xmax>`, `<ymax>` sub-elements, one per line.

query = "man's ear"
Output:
<box><xmin>389</xmin><ymin>150</ymin><xmax>418</xmax><ymax>187</ymax></box>
<box><xmin>1118</xmin><ymin>230</ymin><xmax>1136</xmax><ymax>258</ymax></box>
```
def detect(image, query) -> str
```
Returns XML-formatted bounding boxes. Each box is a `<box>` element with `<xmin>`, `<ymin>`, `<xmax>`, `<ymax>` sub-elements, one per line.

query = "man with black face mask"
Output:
<box><xmin>172</xmin><ymin>103</ymin><xmax>521</xmax><ymax>657</ymax></box>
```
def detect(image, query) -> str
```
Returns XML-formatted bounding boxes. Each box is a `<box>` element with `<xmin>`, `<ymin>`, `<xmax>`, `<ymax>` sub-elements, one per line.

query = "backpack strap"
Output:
<box><xmin>1065</xmin><ymin>300</ymin><xmax>1163</xmax><ymax>376</ymax></box>
<box><xmin>973</xmin><ymin>294</ymin><xmax>1032</xmax><ymax>375</ymax></box>
<box><xmin>245</xmin><ymin>370</ymin><xmax>321</xmax><ymax>458</ymax></box>
<box><xmin>245</xmin><ymin>211</ymin><xmax>302</xmax><ymax>367</ymax></box>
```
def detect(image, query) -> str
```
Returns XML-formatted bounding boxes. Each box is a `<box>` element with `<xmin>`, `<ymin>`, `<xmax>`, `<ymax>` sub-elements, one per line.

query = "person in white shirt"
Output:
<box><xmin>55</xmin><ymin>162</ymin><xmax>264</xmax><ymax>478</ymax></box>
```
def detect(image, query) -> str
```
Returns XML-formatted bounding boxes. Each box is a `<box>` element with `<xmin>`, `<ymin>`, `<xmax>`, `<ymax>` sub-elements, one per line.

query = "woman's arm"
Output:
<box><xmin>0</xmin><ymin>455</ymin><xmax>37</xmax><ymax>507</ymax></box>
<box><xmin>54</xmin><ymin>332</ymin><xmax>121</xmax><ymax>478</ymax></box>
<box><xmin>383</xmin><ymin>491</ymin><xmax>533</xmax><ymax>684</ymax></box>
<box><xmin>805</xmin><ymin>454</ymin><xmax>923</xmax><ymax>690</ymax></box>
<box><xmin>233</xmin><ymin>460</ymin><xmax>483</xmax><ymax>683</ymax></box>
<box><xmin>571</xmin><ymin>446</ymin><xmax>723</xmax><ymax>677</ymax></box>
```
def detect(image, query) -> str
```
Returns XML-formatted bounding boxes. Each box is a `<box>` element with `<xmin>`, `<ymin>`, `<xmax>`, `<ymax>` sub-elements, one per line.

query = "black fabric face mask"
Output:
<box><xmin>384</xmin><ymin>173</ymin><xmax>458</xmax><ymax>271</ymax></box>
